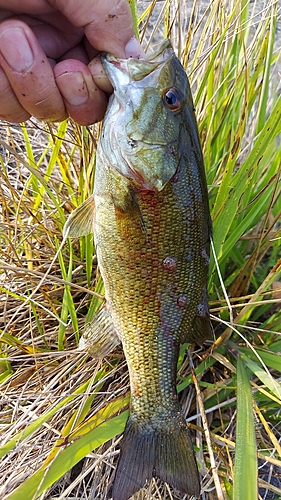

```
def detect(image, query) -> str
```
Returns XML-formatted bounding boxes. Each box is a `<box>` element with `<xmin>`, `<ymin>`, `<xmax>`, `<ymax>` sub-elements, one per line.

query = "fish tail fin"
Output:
<box><xmin>112</xmin><ymin>415</ymin><xmax>200</xmax><ymax>500</ymax></box>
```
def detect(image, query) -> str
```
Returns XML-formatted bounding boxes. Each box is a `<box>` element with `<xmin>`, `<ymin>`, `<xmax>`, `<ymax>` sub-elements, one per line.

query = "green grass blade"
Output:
<box><xmin>255</xmin><ymin>6</ymin><xmax>277</xmax><ymax>134</ymax></box>
<box><xmin>233</xmin><ymin>356</ymin><xmax>257</xmax><ymax>500</ymax></box>
<box><xmin>6</xmin><ymin>407</ymin><xmax>129</xmax><ymax>500</ymax></box>
<box><xmin>32</xmin><ymin>120</ymin><xmax>69</xmax><ymax>212</ymax></box>
<box><xmin>85</xmin><ymin>233</ymin><xmax>95</xmax><ymax>287</ymax></box>
<box><xmin>43</xmin><ymin>382</ymin><xmax>127</xmax><ymax>468</ymax></box>
<box><xmin>57</xmin><ymin>237</ymin><xmax>79</xmax><ymax>347</ymax></box>
<box><xmin>128</xmin><ymin>0</ymin><xmax>139</xmax><ymax>38</ymax></box>
<box><xmin>239</xmin><ymin>347</ymin><xmax>281</xmax><ymax>373</ymax></box>
<box><xmin>0</xmin><ymin>356</ymin><xmax>13</xmax><ymax>383</ymax></box>
<box><xmin>0</xmin><ymin>379</ymin><xmax>92</xmax><ymax>459</ymax></box>
<box><xmin>241</xmin><ymin>353</ymin><xmax>281</xmax><ymax>400</ymax></box>
<box><xmin>212</xmin><ymin>92</ymin><xmax>281</xmax><ymax>267</ymax></box>
<box><xmin>85</xmin><ymin>274</ymin><xmax>105</xmax><ymax>324</ymax></box>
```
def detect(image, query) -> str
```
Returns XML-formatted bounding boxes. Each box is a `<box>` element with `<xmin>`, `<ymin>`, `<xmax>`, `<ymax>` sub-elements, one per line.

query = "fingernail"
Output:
<box><xmin>55</xmin><ymin>72</ymin><xmax>89</xmax><ymax>106</ymax></box>
<box><xmin>88</xmin><ymin>58</ymin><xmax>113</xmax><ymax>94</ymax></box>
<box><xmin>0</xmin><ymin>28</ymin><xmax>34</xmax><ymax>71</ymax></box>
<box><xmin>125</xmin><ymin>36</ymin><xmax>146</xmax><ymax>59</ymax></box>
<box><xmin>92</xmin><ymin>74</ymin><xmax>113</xmax><ymax>94</ymax></box>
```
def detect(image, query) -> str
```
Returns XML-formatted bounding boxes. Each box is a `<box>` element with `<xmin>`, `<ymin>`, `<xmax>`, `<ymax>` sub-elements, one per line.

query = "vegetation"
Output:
<box><xmin>0</xmin><ymin>0</ymin><xmax>280</xmax><ymax>499</ymax></box>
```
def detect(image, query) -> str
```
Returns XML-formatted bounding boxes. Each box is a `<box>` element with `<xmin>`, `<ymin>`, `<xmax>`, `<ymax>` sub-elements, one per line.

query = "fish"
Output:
<box><xmin>64</xmin><ymin>39</ymin><xmax>212</xmax><ymax>500</ymax></box>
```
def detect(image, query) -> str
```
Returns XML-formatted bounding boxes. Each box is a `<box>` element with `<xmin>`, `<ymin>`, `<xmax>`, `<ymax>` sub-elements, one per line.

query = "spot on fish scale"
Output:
<box><xmin>196</xmin><ymin>288</ymin><xmax>209</xmax><ymax>318</ymax></box>
<box><xmin>140</xmin><ymin>267</ymin><xmax>149</xmax><ymax>276</ymax></box>
<box><xmin>197</xmin><ymin>303</ymin><xmax>205</xmax><ymax>316</ymax></box>
<box><xmin>177</xmin><ymin>295</ymin><xmax>188</xmax><ymax>308</ymax></box>
<box><xmin>201</xmin><ymin>248</ymin><xmax>210</xmax><ymax>266</ymax></box>
<box><xmin>162</xmin><ymin>256</ymin><xmax>177</xmax><ymax>272</ymax></box>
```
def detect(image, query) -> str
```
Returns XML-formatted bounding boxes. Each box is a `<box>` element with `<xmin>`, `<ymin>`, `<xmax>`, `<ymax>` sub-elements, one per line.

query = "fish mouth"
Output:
<box><xmin>101</xmin><ymin>39</ymin><xmax>174</xmax><ymax>82</ymax></box>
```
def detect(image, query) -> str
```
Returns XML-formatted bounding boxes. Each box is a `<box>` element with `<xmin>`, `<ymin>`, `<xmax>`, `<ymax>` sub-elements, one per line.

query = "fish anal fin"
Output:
<box><xmin>188</xmin><ymin>315</ymin><xmax>212</xmax><ymax>344</ymax></box>
<box><xmin>112</xmin><ymin>415</ymin><xmax>200</xmax><ymax>500</ymax></box>
<box><xmin>63</xmin><ymin>195</ymin><xmax>95</xmax><ymax>238</ymax></box>
<box><xmin>78</xmin><ymin>305</ymin><xmax>120</xmax><ymax>358</ymax></box>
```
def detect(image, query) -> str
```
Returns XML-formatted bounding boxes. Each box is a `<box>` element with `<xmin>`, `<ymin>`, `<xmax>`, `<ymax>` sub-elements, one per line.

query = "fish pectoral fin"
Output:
<box><xmin>78</xmin><ymin>304</ymin><xmax>120</xmax><ymax>358</ymax></box>
<box><xmin>113</xmin><ymin>186</ymin><xmax>148</xmax><ymax>243</ymax></box>
<box><xmin>112</xmin><ymin>415</ymin><xmax>200</xmax><ymax>500</ymax></box>
<box><xmin>63</xmin><ymin>195</ymin><xmax>95</xmax><ymax>238</ymax></box>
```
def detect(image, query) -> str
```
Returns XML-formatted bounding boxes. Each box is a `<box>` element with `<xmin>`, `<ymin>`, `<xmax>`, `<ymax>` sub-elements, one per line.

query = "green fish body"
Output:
<box><xmin>65</xmin><ymin>40</ymin><xmax>211</xmax><ymax>500</ymax></box>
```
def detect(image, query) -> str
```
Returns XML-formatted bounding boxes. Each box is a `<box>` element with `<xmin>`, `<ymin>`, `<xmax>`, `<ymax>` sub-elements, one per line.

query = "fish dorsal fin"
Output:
<box><xmin>63</xmin><ymin>195</ymin><xmax>95</xmax><ymax>238</ymax></box>
<box><xmin>78</xmin><ymin>304</ymin><xmax>120</xmax><ymax>358</ymax></box>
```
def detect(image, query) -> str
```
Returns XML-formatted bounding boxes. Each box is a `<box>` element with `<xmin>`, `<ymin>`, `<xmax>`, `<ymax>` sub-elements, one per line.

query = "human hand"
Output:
<box><xmin>0</xmin><ymin>0</ymin><xmax>144</xmax><ymax>125</ymax></box>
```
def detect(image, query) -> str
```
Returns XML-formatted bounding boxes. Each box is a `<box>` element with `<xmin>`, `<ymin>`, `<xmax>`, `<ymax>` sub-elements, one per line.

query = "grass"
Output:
<box><xmin>0</xmin><ymin>0</ymin><xmax>281</xmax><ymax>499</ymax></box>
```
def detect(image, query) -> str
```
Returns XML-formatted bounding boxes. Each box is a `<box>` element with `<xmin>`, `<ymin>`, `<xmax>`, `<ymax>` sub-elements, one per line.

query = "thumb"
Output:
<box><xmin>47</xmin><ymin>0</ymin><xmax>135</xmax><ymax>57</ymax></box>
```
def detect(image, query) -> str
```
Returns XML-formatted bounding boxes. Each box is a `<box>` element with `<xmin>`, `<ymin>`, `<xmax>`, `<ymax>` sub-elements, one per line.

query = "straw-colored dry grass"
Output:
<box><xmin>1</xmin><ymin>1</ymin><xmax>281</xmax><ymax>499</ymax></box>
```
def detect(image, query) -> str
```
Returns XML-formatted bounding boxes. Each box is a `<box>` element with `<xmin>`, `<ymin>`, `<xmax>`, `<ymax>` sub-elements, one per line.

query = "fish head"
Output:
<box><xmin>101</xmin><ymin>40</ymin><xmax>195</xmax><ymax>192</ymax></box>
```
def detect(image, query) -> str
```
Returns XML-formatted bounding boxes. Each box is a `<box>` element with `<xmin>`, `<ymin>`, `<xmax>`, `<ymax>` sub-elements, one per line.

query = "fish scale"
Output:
<box><xmin>65</xmin><ymin>39</ymin><xmax>211</xmax><ymax>500</ymax></box>
<box><xmin>95</xmin><ymin>165</ymin><xmax>205</xmax><ymax>413</ymax></box>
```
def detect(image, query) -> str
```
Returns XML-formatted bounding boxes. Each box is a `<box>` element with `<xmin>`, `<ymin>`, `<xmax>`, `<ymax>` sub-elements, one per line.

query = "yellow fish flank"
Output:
<box><xmin>65</xmin><ymin>40</ymin><xmax>211</xmax><ymax>500</ymax></box>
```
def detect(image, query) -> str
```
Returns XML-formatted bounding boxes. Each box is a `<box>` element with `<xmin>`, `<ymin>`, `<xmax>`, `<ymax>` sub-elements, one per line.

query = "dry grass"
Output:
<box><xmin>1</xmin><ymin>1</ymin><xmax>281</xmax><ymax>499</ymax></box>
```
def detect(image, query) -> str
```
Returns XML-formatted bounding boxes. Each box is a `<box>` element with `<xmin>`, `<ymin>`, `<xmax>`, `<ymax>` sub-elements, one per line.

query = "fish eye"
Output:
<box><xmin>163</xmin><ymin>88</ymin><xmax>182</xmax><ymax>111</ymax></box>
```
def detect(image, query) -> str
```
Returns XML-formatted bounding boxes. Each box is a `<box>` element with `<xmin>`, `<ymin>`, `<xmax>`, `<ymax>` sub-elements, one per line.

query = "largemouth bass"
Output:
<box><xmin>65</xmin><ymin>39</ymin><xmax>211</xmax><ymax>500</ymax></box>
